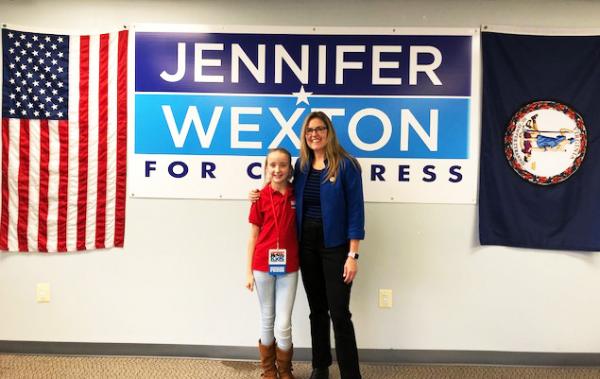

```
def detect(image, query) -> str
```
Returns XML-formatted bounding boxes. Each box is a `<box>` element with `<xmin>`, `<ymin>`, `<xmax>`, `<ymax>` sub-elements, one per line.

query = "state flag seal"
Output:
<box><xmin>504</xmin><ymin>101</ymin><xmax>587</xmax><ymax>185</ymax></box>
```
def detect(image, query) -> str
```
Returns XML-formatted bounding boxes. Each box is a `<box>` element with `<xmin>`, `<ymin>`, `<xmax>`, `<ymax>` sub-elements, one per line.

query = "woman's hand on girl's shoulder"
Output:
<box><xmin>249</xmin><ymin>189</ymin><xmax>260</xmax><ymax>203</ymax></box>
<box><xmin>245</xmin><ymin>272</ymin><xmax>255</xmax><ymax>291</ymax></box>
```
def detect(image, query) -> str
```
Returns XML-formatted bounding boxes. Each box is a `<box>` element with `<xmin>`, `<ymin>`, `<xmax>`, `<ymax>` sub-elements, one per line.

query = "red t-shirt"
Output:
<box><xmin>248</xmin><ymin>184</ymin><xmax>299</xmax><ymax>272</ymax></box>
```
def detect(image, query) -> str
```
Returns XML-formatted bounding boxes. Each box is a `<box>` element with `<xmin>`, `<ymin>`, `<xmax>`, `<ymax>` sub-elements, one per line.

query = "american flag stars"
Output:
<box><xmin>2</xmin><ymin>30</ymin><xmax>69</xmax><ymax>120</ymax></box>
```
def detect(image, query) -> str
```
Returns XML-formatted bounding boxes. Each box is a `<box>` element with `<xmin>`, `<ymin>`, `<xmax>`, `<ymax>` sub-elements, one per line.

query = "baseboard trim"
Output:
<box><xmin>1</xmin><ymin>340</ymin><xmax>599</xmax><ymax>366</ymax></box>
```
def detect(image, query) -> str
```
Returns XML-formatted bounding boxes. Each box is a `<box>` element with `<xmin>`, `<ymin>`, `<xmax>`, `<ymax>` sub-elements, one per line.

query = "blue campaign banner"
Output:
<box><xmin>135</xmin><ymin>94</ymin><xmax>469</xmax><ymax>159</ymax></box>
<box><xmin>135</xmin><ymin>32</ymin><xmax>472</xmax><ymax>96</ymax></box>
<box><xmin>132</xmin><ymin>26</ymin><xmax>479</xmax><ymax>203</ymax></box>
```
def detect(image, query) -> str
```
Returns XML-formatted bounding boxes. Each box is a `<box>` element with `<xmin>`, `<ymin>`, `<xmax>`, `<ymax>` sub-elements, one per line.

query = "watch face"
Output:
<box><xmin>504</xmin><ymin>101</ymin><xmax>587</xmax><ymax>185</ymax></box>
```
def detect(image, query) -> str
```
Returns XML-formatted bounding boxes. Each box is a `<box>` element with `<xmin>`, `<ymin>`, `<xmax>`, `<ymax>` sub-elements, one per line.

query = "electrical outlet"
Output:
<box><xmin>36</xmin><ymin>283</ymin><xmax>50</xmax><ymax>303</ymax></box>
<box><xmin>378</xmin><ymin>289</ymin><xmax>392</xmax><ymax>308</ymax></box>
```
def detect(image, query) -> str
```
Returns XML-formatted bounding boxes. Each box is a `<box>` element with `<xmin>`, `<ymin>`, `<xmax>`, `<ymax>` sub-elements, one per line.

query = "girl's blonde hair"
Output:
<box><xmin>298</xmin><ymin>111</ymin><xmax>360</xmax><ymax>181</ymax></box>
<box><xmin>263</xmin><ymin>147</ymin><xmax>293</xmax><ymax>184</ymax></box>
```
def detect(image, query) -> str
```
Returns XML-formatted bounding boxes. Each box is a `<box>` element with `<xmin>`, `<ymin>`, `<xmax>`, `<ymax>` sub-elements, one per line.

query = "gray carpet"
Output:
<box><xmin>2</xmin><ymin>354</ymin><xmax>600</xmax><ymax>378</ymax></box>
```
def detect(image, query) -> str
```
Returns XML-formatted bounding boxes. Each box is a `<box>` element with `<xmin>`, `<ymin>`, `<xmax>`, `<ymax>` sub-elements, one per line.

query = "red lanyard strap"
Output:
<box><xmin>268</xmin><ymin>189</ymin><xmax>283</xmax><ymax>249</ymax></box>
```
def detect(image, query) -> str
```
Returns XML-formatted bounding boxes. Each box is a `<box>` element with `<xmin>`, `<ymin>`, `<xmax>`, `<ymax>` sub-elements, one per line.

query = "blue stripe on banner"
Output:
<box><xmin>135</xmin><ymin>94</ymin><xmax>469</xmax><ymax>159</ymax></box>
<box><xmin>135</xmin><ymin>32</ymin><xmax>472</xmax><ymax>96</ymax></box>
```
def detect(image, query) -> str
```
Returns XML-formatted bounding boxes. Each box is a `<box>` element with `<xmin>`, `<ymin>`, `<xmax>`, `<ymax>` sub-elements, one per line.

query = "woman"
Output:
<box><xmin>253</xmin><ymin>111</ymin><xmax>364</xmax><ymax>379</ymax></box>
<box><xmin>295</xmin><ymin>111</ymin><xmax>364</xmax><ymax>379</ymax></box>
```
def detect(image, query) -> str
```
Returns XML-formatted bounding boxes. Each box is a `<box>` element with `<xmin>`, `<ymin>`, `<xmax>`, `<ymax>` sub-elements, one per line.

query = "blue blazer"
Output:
<box><xmin>294</xmin><ymin>156</ymin><xmax>365</xmax><ymax>248</ymax></box>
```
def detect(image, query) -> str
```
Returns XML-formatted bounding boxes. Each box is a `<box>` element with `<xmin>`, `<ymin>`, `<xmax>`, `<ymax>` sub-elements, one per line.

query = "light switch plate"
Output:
<box><xmin>379</xmin><ymin>289</ymin><xmax>392</xmax><ymax>308</ymax></box>
<box><xmin>36</xmin><ymin>283</ymin><xmax>50</xmax><ymax>303</ymax></box>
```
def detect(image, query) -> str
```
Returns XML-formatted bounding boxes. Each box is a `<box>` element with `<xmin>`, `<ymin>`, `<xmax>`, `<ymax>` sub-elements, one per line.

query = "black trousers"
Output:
<box><xmin>300</xmin><ymin>219</ymin><xmax>361</xmax><ymax>379</ymax></box>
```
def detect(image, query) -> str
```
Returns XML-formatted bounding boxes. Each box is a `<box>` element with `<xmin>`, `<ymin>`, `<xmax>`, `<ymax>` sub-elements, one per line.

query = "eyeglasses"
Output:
<box><xmin>305</xmin><ymin>126</ymin><xmax>328</xmax><ymax>135</ymax></box>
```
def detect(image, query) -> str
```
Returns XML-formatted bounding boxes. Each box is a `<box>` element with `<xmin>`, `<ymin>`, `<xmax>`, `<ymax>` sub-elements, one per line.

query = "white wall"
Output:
<box><xmin>2</xmin><ymin>0</ymin><xmax>600</xmax><ymax>353</ymax></box>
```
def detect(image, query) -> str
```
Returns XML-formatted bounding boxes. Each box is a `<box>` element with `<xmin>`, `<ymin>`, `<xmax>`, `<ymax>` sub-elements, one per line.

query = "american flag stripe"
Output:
<box><xmin>96</xmin><ymin>34</ymin><xmax>108</xmax><ymax>249</ymax></box>
<box><xmin>37</xmin><ymin>119</ymin><xmax>49</xmax><ymax>251</ymax></box>
<box><xmin>27</xmin><ymin>119</ymin><xmax>40</xmax><ymax>252</ymax></box>
<box><xmin>1</xmin><ymin>29</ymin><xmax>127</xmax><ymax>252</ymax></box>
<box><xmin>46</xmin><ymin>120</ymin><xmax>60</xmax><ymax>252</ymax></box>
<box><xmin>76</xmin><ymin>35</ymin><xmax>89</xmax><ymax>251</ymax></box>
<box><xmin>17</xmin><ymin>119</ymin><xmax>29</xmax><ymax>252</ymax></box>
<box><xmin>57</xmin><ymin>119</ymin><xmax>69</xmax><ymax>252</ymax></box>
<box><xmin>104</xmin><ymin>32</ymin><xmax>119</xmax><ymax>248</ymax></box>
<box><xmin>1</xmin><ymin>118</ymin><xmax>9</xmax><ymax>249</ymax></box>
<box><xmin>7</xmin><ymin>120</ymin><xmax>19</xmax><ymax>251</ymax></box>
<box><xmin>86</xmin><ymin>35</ymin><xmax>99</xmax><ymax>250</ymax></box>
<box><xmin>115</xmin><ymin>30</ymin><xmax>127</xmax><ymax>247</ymax></box>
<box><xmin>66</xmin><ymin>37</ymin><xmax>80</xmax><ymax>252</ymax></box>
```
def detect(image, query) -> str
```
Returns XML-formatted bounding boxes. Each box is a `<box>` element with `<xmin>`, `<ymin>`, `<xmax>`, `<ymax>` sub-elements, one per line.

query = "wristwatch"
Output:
<box><xmin>347</xmin><ymin>252</ymin><xmax>359</xmax><ymax>260</ymax></box>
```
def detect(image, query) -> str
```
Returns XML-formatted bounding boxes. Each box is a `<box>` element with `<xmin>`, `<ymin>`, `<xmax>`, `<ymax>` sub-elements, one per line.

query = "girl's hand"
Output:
<box><xmin>249</xmin><ymin>189</ymin><xmax>260</xmax><ymax>202</ymax></box>
<box><xmin>245</xmin><ymin>272</ymin><xmax>255</xmax><ymax>291</ymax></box>
<box><xmin>343</xmin><ymin>257</ymin><xmax>358</xmax><ymax>284</ymax></box>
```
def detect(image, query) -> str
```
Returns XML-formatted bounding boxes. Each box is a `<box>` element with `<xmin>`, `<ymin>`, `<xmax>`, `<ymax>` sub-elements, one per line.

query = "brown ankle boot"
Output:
<box><xmin>276</xmin><ymin>345</ymin><xmax>295</xmax><ymax>379</ymax></box>
<box><xmin>258</xmin><ymin>340</ymin><xmax>277</xmax><ymax>378</ymax></box>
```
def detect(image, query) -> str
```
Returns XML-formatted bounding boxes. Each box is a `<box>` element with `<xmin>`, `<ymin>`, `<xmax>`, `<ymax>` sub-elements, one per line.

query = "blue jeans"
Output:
<box><xmin>254</xmin><ymin>270</ymin><xmax>299</xmax><ymax>350</ymax></box>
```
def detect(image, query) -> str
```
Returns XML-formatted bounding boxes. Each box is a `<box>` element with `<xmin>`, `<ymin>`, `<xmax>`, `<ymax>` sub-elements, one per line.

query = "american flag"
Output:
<box><xmin>1</xmin><ymin>28</ymin><xmax>127</xmax><ymax>252</ymax></box>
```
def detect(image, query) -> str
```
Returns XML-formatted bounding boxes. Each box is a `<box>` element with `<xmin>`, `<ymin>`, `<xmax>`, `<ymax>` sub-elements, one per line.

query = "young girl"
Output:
<box><xmin>246</xmin><ymin>148</ymin><xmax>299</xmax><ymax>379</ymax></box>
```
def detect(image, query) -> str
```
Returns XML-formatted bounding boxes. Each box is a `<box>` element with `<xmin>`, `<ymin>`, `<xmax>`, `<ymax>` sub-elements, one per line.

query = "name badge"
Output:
<box><xmin>268</xmin><ymin>248</ymin><xmax>287</xmax><ymax>276</ymax></box>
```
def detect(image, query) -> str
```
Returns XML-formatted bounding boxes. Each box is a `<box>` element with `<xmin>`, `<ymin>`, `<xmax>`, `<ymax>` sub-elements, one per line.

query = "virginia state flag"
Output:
<box><xmin>479</xmin><ymin>28</ymin><xmax>600</xmax><ymax>251</ymax></box>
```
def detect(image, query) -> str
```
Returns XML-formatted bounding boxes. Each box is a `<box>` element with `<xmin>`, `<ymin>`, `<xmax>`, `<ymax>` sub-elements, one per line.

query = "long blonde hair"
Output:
<box><xmin>298</xmin><ymin>111</ymin><xmax>360</xmax><ymax>181</ymax></box>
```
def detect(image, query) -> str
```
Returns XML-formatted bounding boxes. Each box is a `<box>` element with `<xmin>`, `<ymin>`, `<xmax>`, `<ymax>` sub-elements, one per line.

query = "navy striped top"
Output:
<box><xmin>303</xmin><ymin>167</ymin><xmax>322</xmax><ymax>221</ymax></box>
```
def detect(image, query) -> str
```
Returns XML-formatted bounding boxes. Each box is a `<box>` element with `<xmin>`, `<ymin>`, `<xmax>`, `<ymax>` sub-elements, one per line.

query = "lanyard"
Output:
<box><xmin>268</xmin><ymin>188</ymin><xmax>285</xmax><ymax>249</ymax></box>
